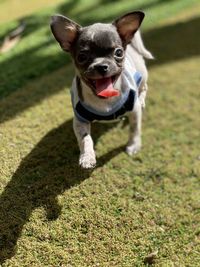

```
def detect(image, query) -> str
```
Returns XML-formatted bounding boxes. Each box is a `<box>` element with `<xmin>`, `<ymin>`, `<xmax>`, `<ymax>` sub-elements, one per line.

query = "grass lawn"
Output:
<box><xmin>0</xmin><ymin>0</ymin><xmax>200</xmax><ymax>266</ymax></box>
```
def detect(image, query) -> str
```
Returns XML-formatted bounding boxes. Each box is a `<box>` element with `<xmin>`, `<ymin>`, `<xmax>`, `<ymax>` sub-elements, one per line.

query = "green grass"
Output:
<box><xmin>0</xmin><ymin>0</ymin><xmax>200</xmax><ymax>266</ymax></box>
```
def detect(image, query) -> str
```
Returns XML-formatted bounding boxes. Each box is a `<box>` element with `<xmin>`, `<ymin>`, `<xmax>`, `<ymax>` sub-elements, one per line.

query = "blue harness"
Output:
<box><xmin>72</xmin><ymin>71</ymin><xmax>142</xmax><ymax>123</ymax></box>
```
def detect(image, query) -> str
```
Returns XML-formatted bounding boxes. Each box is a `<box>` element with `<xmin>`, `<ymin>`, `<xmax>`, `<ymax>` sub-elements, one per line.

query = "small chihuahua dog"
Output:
<box><xmin>50</xmin><ymin>11</ymin><xmax>153</xmax><ymax>168</ymax></box>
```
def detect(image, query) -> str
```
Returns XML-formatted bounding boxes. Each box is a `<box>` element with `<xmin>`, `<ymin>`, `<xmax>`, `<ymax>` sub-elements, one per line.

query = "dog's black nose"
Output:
<box><xmin>96</xmin><ymin>64</ymin><xmax>109</xmax><ymax>75</ymax></box>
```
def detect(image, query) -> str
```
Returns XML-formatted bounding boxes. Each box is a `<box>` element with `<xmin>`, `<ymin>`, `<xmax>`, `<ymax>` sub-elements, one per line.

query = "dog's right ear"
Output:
<box><xmin>113</xmin><ymin>11</ymin><xmax>144</xmax><ymax>45</ymax></box>
<box><xmin>50</xmin><ymin>15</ymin><xmax>81</xmax><ymax>52</ymax></box>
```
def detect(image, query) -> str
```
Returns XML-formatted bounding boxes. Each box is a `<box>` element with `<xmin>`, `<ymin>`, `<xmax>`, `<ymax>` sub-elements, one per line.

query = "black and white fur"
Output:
<box><xmin>50</xmin><ymin>11</ymin><xmax>153</xmax><ymax>168</ymax></box>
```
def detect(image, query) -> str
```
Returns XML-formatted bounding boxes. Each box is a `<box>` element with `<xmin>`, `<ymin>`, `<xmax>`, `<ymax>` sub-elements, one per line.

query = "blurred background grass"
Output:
<box><xmin>0</xmin><ymin>0</ymin><xmax>200</xmax><ymax>99</ymax></box>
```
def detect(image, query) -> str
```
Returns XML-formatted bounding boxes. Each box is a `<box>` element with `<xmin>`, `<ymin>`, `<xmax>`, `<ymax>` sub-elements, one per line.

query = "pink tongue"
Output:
<box><xmin>95</xmin><ymin>77</ymin><xmax>120</xmax><ymax>98</ymax></box>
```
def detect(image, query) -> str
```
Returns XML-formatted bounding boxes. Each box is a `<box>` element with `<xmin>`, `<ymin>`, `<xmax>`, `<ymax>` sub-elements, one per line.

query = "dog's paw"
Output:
<box><xmin>79</xmin><ymin>153</ymin><xmax>96</xmax><ymax>169</ymax></box>
<box><xmin>126</xmin><ymin>143</ymin><xmax>141</xmax><ymax>156</ymax></box>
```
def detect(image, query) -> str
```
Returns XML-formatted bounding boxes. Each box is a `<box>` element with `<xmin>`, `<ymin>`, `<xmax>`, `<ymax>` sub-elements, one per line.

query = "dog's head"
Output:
<box><xmin>50</xmin><ymin>11</ymin><xmax>144</xmax><ymax>98</ymax></box>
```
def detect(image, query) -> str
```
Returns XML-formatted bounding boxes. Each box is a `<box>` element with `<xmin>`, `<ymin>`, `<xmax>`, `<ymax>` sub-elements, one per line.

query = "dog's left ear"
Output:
<box><xmin>113</xmin><ymin>11</ymin><xmax>144</xmax><ymax>45</ymax></box>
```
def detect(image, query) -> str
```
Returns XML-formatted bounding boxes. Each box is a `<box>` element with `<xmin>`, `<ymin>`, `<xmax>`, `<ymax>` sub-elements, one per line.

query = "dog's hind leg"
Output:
<box><xmin>73</xmin><ymin>117</ymin><xmax>96</xmax><ymax>169</ymax></box>
<box><xmin>139</xmin><ymin>83</ymin><xmax>148</xmax><ymax>109</ymax></box>
<box><xmin>126</xmin><ymin>98</ymin><xmax>142</xmax><ymax>155</ymax></box>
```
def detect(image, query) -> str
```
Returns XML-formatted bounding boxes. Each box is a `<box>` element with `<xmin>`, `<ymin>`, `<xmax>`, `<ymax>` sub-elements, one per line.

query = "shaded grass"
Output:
<box><xmin>0</xmin><ymin>0</ymin><xmax>200</xmax><ymax>266</ymax></box>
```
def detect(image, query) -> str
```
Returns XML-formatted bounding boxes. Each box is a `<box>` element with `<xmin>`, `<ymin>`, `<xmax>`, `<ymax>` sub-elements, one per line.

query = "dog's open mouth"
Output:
<box><xmin>89</xmin><ymin>76</ymin><xmax>120</xmax><ymax>98</ymax></box>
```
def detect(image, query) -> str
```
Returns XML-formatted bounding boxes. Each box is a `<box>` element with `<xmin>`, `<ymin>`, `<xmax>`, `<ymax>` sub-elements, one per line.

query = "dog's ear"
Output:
<box><xmin>50</xmin><ymin>15</ymin><xmax>81</xmax><ymax>52</ymax></box>
<box><xmin>113</xmin><ymin>11</ymin><xmax>144</xmax><ymax>45</ymax></box>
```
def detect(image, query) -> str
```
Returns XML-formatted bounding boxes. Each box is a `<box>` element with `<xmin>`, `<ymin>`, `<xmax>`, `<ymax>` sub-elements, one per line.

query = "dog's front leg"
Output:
<box><xmin>73</xmin><ymin>117</ymin><xmax>96</xmax><ymax>169</ymax></box>
<box><xmin>126</xmin><ymin>99</ymin><xmax>142</xmax><ymax>155</ymax></box>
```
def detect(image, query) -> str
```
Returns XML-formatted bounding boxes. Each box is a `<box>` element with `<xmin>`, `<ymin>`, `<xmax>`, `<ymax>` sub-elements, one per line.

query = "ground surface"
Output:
<box><xmin>0</xmin><ymin>0</ymin><xmax>200</xmax><ymax>266</ymax></box>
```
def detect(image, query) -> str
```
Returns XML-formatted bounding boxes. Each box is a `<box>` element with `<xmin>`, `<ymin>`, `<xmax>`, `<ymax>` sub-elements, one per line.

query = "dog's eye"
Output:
<box><xmin>114</xmin><ymin>48</ymin><xmax>124</xmax><ymax>58</ymax></box>
<box><xmin>77</xmin><ymin>53</ymin><xmax>88</xmax><ymax>63</ymax></box>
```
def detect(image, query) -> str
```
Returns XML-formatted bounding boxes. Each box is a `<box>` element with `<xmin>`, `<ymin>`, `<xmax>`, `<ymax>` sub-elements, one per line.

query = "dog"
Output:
<box><xmin>50</xmin><ymin>11</ymin><xmax>153</xmax><ymax>169</ymax></box>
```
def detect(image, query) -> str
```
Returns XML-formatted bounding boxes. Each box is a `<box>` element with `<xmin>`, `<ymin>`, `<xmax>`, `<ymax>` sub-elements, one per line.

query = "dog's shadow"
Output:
<box><xmin>0</xmin><ymin>119</ymin><xmax>125</xmax><ymax>263</ymax></box>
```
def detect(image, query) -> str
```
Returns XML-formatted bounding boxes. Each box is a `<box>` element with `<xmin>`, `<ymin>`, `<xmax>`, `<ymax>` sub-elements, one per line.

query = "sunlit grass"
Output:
<box><xmin>0</xmin><ymin>0</ymin><xmax>200</xmax><ymax>266</ymax></box>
